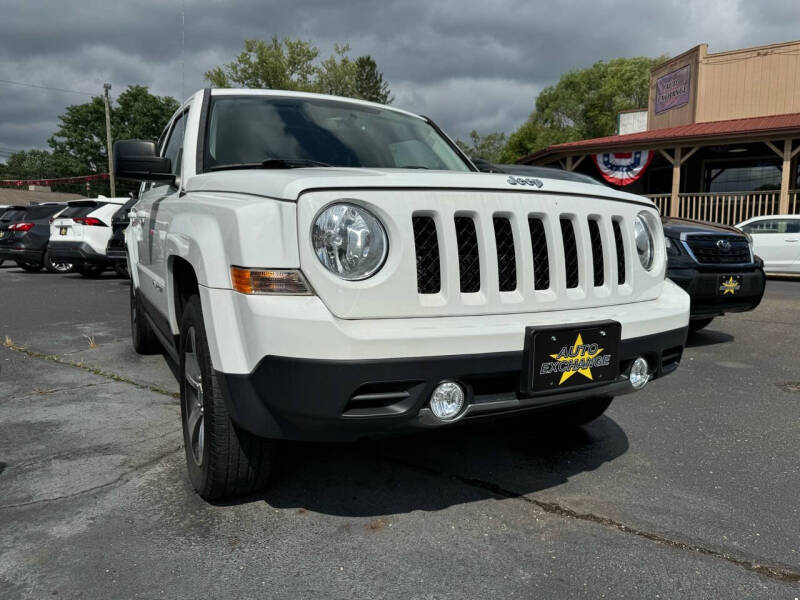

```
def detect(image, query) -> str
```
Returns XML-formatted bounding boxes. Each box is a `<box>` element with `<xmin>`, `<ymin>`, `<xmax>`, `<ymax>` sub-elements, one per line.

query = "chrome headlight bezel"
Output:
<box><xmin>311</xmin><ymin>201</ymin><xmax>389</xmax><ymax>281</ymax></box>
<box><xmin>634</xmin><ymin>211</ymin><xmax>657</xmax><ymax>271</ymax></box>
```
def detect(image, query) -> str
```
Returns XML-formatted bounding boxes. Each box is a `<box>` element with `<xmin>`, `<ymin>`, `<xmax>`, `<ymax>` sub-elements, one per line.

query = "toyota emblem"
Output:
<box><xmin>716</xmin><ymin>239</ymin><xmax>732</xmax><ymax>251</ymax></box>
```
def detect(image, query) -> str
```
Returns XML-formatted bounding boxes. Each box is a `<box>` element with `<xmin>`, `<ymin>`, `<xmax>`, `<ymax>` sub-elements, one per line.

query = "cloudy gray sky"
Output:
<box><xmin>1</xmin><ymin>0</ymin><xmax>799</xmax><ymax>161</ymax></box>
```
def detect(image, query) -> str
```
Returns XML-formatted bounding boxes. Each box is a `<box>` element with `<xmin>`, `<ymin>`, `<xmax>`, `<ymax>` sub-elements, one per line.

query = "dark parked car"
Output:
<box><xmin>474</xmin><ymin>161</ymin><xmax>765</xmax><ymax>333</ymax></box>
<box><xmin>662</xmin><ymin>218</ymin><xmax>766</xmax><ymax>331</ymax></box>
<box><xmin>105</xmin><ymin>195</ymin><xmax>138</xmax><ymax>278</ymax></box>
<box><xmin>0</xmin><ymin>203</ymin><xmax>73</xmax><ymax>273</ymax></box>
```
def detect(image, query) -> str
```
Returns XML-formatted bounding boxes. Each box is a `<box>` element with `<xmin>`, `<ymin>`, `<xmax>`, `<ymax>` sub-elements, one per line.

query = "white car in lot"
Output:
<box><xmin>736</xmin><ymin>215</ymin><xmax>800</xmax><ymax>274</ymax></box>
<box><xmin>49</xmin><ymin>196</ymin><xmax>129</xmax><ymax>277</ymax></box>
<box><xmin>115</xmin><ymin>88</ymin><xmax>690</xmax><ymax>500</ymax></box>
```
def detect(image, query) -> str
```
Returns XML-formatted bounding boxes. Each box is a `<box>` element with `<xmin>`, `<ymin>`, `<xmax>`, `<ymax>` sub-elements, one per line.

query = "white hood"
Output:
<box><xmin>184</xmin><ymin>168</ymin><xmax>652</xmax><ymax>206</ymax></box>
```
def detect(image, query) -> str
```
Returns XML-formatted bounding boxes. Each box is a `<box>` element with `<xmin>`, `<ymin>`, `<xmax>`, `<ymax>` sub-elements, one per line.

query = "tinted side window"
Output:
<box><xmin>1</xmin><ymin>209</ymin><xmax>25</xmax><ymax>222</ymax></box>
<box><xmin>162</xmin><ymin>112</ymin><xmax>186</xmax><ymax>176</ymax></box>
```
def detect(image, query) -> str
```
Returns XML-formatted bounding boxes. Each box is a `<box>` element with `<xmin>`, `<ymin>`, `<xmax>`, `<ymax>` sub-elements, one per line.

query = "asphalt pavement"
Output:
<box><xmin>1</xmin><ymin>264</ymin><xmax>799</xmax><ymax>599</ymax></box>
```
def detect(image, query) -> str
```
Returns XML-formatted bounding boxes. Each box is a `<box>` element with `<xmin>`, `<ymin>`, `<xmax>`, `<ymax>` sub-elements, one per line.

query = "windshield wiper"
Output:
<box><xmin>207</xmin><ymin>158</ymin><xmax>332</xmax><ymax>172</ymax></box>
<box><xmin>262</xmin><ymin>158</ymin><xmax>332</xmax><ymax>168</ymax></box>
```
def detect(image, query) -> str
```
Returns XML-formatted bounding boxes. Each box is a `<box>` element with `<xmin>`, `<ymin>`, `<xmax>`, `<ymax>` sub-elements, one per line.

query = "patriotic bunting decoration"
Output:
<box><xmin>592</xmin><ymin>151</ymin><xmax>653</xmax><ymax>186</ymax></box>
<box><xmin>0</xmin><ymin>173</ymin><xmax>109</xmax><ymax>187</ymax></box>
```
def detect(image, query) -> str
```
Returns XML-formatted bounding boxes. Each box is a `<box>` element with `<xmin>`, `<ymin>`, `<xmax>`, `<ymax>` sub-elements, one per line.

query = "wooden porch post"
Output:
<box><xmin>779</xmin><ymin>138</ymin><xmax>791</xmax><ymax>214</ymax></box>
<box><xmin>670</xmin><ymin>147</ymin><xmax>681</xmax><ymax>217</ymax></box>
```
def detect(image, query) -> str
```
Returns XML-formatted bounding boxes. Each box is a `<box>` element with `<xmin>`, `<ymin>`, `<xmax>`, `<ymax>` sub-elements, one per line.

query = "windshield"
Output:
<box><xmin>203</xmin><ymin>96</ymin><xmax>470</xmax><ymax>172</ymax></box>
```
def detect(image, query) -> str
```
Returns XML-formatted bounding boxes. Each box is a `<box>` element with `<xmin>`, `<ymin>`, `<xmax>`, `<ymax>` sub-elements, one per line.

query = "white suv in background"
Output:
<box><xmin>48</xmin><ymin>196</ymin><xmax>128</xmax><ymax>277</ymax></box>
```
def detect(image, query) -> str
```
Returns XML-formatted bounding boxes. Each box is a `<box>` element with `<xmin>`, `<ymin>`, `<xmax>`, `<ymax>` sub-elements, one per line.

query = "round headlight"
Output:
<box><xmin>312</xmin><ymin>203</ymin><xmax>388</xmax><ymax>280</ymax></box>
<box><xmin>634</xmin><ymin>213</ymin><xmax>655</xmax><ymax>270</ymax></box>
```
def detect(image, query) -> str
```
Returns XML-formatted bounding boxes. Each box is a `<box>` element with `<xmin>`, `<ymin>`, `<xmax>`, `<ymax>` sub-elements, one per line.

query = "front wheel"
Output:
<box><xmin>44</xmin><ymin>251</ymin><xmax>74</xmax><ymax>273</ymax></box>
<box><xmin>113</xmin><ymin>260</ymin><xmax>129</xmax><ymax>279</ymax></box>
<box><xmin>130</xmin><ymin>284</ymin><xmax>161</xmax><ymax>355</ymax></box>
<box><xmin>180</xmin><ymin>295</ymin><xmax>274</xmax><ymax>500</ymax></box>
<box><xmin>76</xmin><ymin>264</ymin><xmax>105</xmax><ymax>278</ymax></box>
<box><xmin>17</xmin><ymin>261</ymin><xmax>43</xmax><ymax>273</ymax></box>
<box><xmin>689</xmin><ymin>317</ymin><xmax>714</xmax><ymax>333</ymax></box>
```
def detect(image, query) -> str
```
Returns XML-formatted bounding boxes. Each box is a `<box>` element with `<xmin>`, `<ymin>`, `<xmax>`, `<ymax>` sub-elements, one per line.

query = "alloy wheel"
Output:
<box><xmin>183</xmin><ymin>326</ymin><xmax>204</xmax><ymax>466</ymax></box>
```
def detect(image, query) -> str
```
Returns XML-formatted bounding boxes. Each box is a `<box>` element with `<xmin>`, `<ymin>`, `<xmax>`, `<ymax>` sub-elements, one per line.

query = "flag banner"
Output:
<box><xmin>0</xmin><ymin>173</ymin><xmax>109</xmax><ymax>187</ymax></box>
<box><xmin>592</xmin><ymin>151</ymin><xmax>653</xmax><ymax>186</ymax></box>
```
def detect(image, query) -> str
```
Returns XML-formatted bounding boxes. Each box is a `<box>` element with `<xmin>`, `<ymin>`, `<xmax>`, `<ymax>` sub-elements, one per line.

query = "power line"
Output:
<box><xmin>0</xmin><ymin>78</ymin><xmax>94</xmax><ymax>96</ymax></box>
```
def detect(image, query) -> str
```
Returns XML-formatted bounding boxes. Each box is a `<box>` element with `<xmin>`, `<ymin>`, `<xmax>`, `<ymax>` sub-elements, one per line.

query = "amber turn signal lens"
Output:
<box><xmin>230</xmin><ymin>267</ymin><xmax>312</xmax><ymax>295</ymax></box>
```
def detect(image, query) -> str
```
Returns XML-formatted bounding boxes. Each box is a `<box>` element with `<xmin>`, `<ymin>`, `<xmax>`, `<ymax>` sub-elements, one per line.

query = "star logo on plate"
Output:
<box><xmin>549</xmin><ymin>333</ymin><xmax>604</xmax><ymax>385</ymax></box>
<box><xmin>720</xmin><ymin>276</ymin><xmax>740</xmax><ymax>295</ymax></box>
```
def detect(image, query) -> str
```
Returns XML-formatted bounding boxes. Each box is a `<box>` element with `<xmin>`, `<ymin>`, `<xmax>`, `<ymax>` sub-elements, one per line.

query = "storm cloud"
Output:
<box><xmin>1</xmin><ymin>0</ymin><xmax>798</xmax><ymax>158</ymax></box>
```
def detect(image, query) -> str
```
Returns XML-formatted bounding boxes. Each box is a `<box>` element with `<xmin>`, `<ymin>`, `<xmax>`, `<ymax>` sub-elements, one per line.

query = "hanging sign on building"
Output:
<box><xmin>655</xmin><ymin>65</ymin><xmax>691</xmax><ymax>113</ymax></box>
<box><xmin>592</xmin><ymin>151</ymin><xmax>653</xmax><ymax>186</ymax></box>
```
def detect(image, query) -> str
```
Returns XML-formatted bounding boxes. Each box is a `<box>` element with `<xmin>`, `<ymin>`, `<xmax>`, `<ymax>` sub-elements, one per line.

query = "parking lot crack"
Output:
<box><xmin>0</xmin><ymin>444</ymin><xmax>182</xmax><ymax>512</ymax></box>
<box><xmin>2</xmin><ymin>341</ymin><xmax>179</xmax><ymax>399</ymax></box>
<box><xmin>381</xmin><ymin>455</ymin><xmax>800</xmax><ymax>584</ymax></box>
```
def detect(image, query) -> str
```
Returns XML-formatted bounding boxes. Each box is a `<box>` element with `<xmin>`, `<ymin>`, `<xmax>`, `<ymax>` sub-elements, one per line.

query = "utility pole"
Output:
<box><xmin>103</xmin><ymin>83</ymin><xmax>115</xmax><ymax>197</ymax></box>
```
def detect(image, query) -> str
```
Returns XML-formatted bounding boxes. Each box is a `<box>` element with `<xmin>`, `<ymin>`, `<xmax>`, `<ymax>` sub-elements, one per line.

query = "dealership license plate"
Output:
<box><xmin>524</xmin><ymin>321</ymin><xmax>621</xmax><ymax>393</ymax></box>
<box><xmin>60</xmin><ymin>227</ymin><xmax>68</xmax><ymax>235</ymax></box>
<box><xmin>718</xmin><ymin>274</ymin><xmax>742</xmax><ymax>296</ymax></box>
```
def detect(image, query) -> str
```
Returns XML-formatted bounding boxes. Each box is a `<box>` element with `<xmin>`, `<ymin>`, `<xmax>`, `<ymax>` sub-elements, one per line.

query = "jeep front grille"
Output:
<box><xmin>413</xmin><ymin>212</ymin><xmax>626</xmax><ymax>295</ymax></box>
<box><xmin>685</xmin><ymin>235</ymin><xmax>751</xmax><ymax>264</ymax></box>
<box><xmin>528</xmin><ymin>217</ymin><xmax>549</xmax><ymax>290</ymax></box>
<box><xmin>560</xmin><ymin>218</ymin><xmax>579</xmax><ymax>289</ymax></box>
<box><xmin>493</xmin><ymin>217</ymin><xmax>516</xmax><ymax>292</ymax></box>
<box><xmin>588</xmin><ymin>218</ymin><xmax>604</xmax><ymax>287</ymax></box>
<box><xmin>455</xmin><ymin>216</ymin><xmax>480</xmax><ymax>293</ymax></box>
<box><xmin>412</xmin><ymin>216</ymin><xmax>441</xmax><ymax>294</ymax></box>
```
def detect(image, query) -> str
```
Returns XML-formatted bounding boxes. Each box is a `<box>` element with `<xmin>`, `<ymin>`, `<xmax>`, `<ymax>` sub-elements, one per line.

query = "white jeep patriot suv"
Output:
<box><xmin>115</xmin><ymin>89</ymin><xmax>690</xmax><ymax>500</ymax></box>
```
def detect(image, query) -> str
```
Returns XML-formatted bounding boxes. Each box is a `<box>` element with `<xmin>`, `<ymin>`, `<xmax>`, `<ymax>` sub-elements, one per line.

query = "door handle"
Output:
<box><xmin>785</xmin><ymin>238</ymin><xmax>799</xmax><ymax>242</ymax></box>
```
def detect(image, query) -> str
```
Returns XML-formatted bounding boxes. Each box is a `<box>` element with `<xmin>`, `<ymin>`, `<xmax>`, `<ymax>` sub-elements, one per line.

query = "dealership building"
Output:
<box><xmin>522</xmin><ymin>40</ymin><xmax>800</xmax><ymax>224</ymax></box>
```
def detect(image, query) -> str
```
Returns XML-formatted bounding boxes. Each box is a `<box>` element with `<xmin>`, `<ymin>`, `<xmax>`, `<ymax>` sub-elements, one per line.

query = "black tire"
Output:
<box><xmin>689</xmin><ymin>317</ymin><xmax>714</xmax><ymax>333</ymax></box>
<box><xmin>76</xmin><ymin>264</ymin><xmax>105</xmax><ymax>278</ymax></box>
<box><xmin>540</xmin><ymin>397</ymin><xmax>614</xmax><ymax>428</ymax></box>
<box><xmin>180</xmin><ymin>295</ymin><xmax>274</xmax><ymax>500</ymax></box>
<box><xmin>113</xmin><ymin>260</ymin><xmax>129</xmax><ymax>279</ymax></box>
<box><xmin>18</xmin><ymin>261</ymin><xmax>43</xmax><ymax>273</ymax></box>
<box><xmin>130</xmin><ymin>283</ymin><xmax>161</xmax><ymax>355</ymax></box>
<box><xmin>43</xmin><ymin>251</ymin><xmax>74</xmax><ymax>274</ymax></box>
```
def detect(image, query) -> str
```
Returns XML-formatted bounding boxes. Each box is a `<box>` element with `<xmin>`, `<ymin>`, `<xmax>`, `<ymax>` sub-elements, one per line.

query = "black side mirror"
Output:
<box><xmin>114</xmin><ymin>140</ymin><xmax>173</xmax><ymax>182</ymax></box>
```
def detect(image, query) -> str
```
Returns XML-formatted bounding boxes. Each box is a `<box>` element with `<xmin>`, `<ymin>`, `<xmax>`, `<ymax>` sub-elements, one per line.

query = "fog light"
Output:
<box><xmin>429</xmin><ymin>382</ymin><xmax>465</xmax><ymax>420</ymax></box>
<box><xmin>629</xmin><ymin>357</ymin><xmax>650</xmax><ymax>390</ymax></box>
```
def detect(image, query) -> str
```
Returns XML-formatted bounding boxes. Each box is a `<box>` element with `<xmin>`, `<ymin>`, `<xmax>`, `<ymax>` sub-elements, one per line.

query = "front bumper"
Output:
<box><xmin>217</xmin><ymin>326</ymin><xmax>687</xmax><ymax>441</ymax></box>
<box><xmin>48</xmin><ymin>241</ymin><xmax>110</xmax><ymax>267</ymax></box>
<box><xmin>667</xmin><ymin>266</ymin><xmax>766</xmax><ymax>318</ymax></box>
<box><xmin>202</xmin><ymin>279</ymin><xmax>690</xmax><ymax>441</ymax></box>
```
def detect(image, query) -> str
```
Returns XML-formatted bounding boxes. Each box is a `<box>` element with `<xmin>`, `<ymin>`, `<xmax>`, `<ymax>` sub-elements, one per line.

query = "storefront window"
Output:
<box><xmin>704</xmin><ymin>159</ymin><xmax>782</xmax><ymax>192</ymax></box>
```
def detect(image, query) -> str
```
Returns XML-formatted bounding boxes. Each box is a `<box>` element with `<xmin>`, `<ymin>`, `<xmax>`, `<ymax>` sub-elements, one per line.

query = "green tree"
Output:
<box><xmin>45</xmin><ymin>85</ymin><xmax>178</xmax><ymax>194</ymax></box>
<box><xmin>500</xmin><ymin>56</ymin><xmax>662</xmax><ymax>162</ymax></box>
<box><xmin>456</xmin><ymin>130</ymin><xmax>507</xmax><ymax>163</ymax></box>
<box><xmin>353</xmin><ymin>56</ymin><xmax>392</xmax><ymax>104</ymax></box>
<box><xmin>206</xmin><ymin>37</ymin><xmax>393</xmax><ymax>103</ymax></box>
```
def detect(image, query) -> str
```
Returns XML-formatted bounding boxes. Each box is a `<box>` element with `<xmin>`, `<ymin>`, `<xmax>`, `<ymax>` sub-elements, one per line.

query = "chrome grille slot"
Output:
<box><xmin>412</xmin><ymin>216</ymin><xmax>441</xmax><ymax>294</ymax></box>
<box><xmin>588</xmin><ymin>218</ymin><xmax>604</xmax><ymax>287</ymax></box>
<box><xmin>560</xmin><ymin>218</ymin><xmax>579</xmax><ymax>289</ymax></box>
<box><xmin>493</xmin><ymin>216</ymin><xmax>516</xmax><ymax>292</ymax></box>
<box><xmin>455</xmin><ymin>216</ymin><xmax>481</xmax><ymax>293</ymax></box>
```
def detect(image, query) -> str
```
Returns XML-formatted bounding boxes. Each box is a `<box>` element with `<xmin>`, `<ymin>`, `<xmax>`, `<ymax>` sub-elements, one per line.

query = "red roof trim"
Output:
<box><xmin>520</xmin><ymin>112</ymin><xmax>800</xmax><ymax>162</ymax></box>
